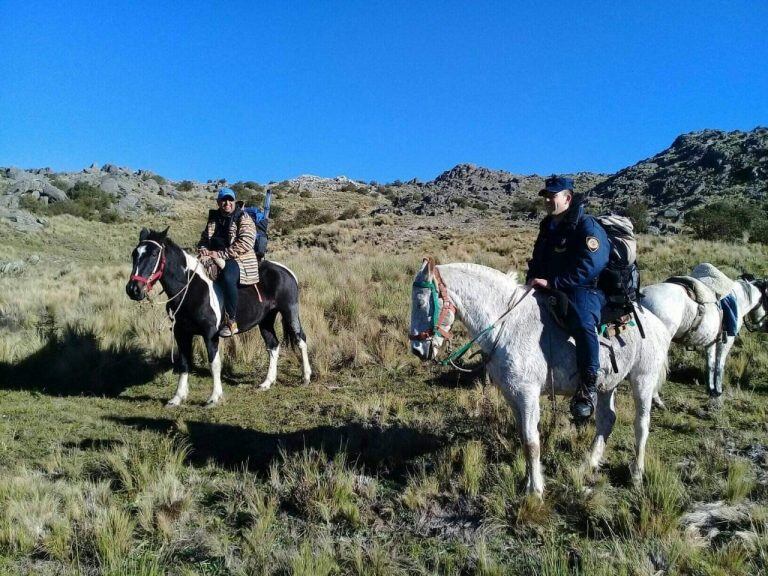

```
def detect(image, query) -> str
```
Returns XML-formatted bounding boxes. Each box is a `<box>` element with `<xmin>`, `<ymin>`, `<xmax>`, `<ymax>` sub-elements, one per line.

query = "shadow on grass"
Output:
<box><xmin>0</xmin><ymin>326</ymin><xmax>164</xmax><ymax>397</ymax></box>
<box><xmin>109</xmin><ymin>415</ymin><xmax>446</xmax><ymax>478</ymax></box>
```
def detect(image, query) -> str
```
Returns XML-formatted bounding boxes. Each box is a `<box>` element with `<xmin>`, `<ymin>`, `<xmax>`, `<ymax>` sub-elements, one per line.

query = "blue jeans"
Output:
<box><xmin>564</xmin><ymin>287</ymin><xmax>605</xmax><ymax>377</ymax></box>
<box><xmin>216</xmin><ymin>260</ymin><xmax>240</xmax><ymax>320</ymax></box>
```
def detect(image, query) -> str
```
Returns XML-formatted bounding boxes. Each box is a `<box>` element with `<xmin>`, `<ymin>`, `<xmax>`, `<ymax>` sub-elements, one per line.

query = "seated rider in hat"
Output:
<box><xmin>197</xmin><ymin>187</ymin><xmax>260</xmax><ymax>337</ymax></box>
<box><xmin>526</xmin><ymin>176</ymin><xmax>610</xmax><ymax>423</ymax></box>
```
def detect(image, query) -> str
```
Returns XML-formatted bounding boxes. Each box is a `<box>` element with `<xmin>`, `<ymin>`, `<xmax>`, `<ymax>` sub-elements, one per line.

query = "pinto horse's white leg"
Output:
<box><xmin>206</xmin><ymin>350</ymin><xmax>224</xmax><ymax>406</ymax></box>
<box><xmin>167</xmin><ymin>372</ymin><xmax>189</xmax><ymax>407</ymax></box>
<box><xmin>298</xmin><ymin>339</ymin><xmax>311</xmax><ymax>385</ymax></box>
<box><xmin>259</xmin><ymin>346</ymin><xmax>280</xmax><ymax>390</ymax></box>
<box><xmin>588</xmin><ymin>389</ymin><xmax>617</xmax><ymax>470</ymax></box>
<box><xmin>167</xmin><ymin>329</ymin><xmax>192</xmax><ymax>407</ymax></box>
<box><xmin>630</xmin><ymin>381</ymin><xmax>654</xmax><ymax>486</ymax></box>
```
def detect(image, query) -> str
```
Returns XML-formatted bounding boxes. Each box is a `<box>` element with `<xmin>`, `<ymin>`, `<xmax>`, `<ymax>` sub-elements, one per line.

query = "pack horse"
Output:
<box><xmin>126</xmin><ymin>228</ymin><xmax>311</xmax><ymax>406</ymax></box>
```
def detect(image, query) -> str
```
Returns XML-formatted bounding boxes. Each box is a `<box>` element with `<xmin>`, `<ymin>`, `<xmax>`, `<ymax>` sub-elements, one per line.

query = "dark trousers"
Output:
<box><xmin>564</xmin><ymin>287</ymin><xmax>605</xmax><ymax>377</ymax></box>
<box><xmin>216</xmin><ymin>260</ymin><xmax>240</xmax><ymax>320</ymax></box>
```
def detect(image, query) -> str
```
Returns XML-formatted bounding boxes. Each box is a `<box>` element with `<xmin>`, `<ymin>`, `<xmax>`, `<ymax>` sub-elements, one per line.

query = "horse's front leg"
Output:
<box><xmin>167</xmin><ymin>328</ymin><xmax>193</xmax><ymax>407</ymax></box>
<box><xmin>258</xmin><ymin>311</ymin><xmax>280</xmax><ymax>390</ymax></box>
<box><xmin>705</xmin><ymin>343</ymin><xmax>718</xmax><ymax>397</ymax></box>
<box><xmin>630</xmin><ymin>379</ymin><xmax>654</xmax><ymax>486</ymax></box>
<box><xmin>515</xmin><ymin>391</ymin><xmax>544</xmax><ymax>497</ymax></box>
<box><xmin>204</xmin><ymin>334</ymin><xmax>223</xmax><ymax>406</ymax></box>
<box><xmin>588</xmin><ymin>388</ymin><xmax>617</xmax><ymax>470</ymax></box>
<box><xmin>714</xmin><ymin>335</ymin><xmax>735</xmax><ymax>398</ymax></box>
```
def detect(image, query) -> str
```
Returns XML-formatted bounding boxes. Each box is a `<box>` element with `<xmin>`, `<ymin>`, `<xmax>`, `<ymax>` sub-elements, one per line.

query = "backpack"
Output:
<box><xmin>243</xmin><ymin>190</ymin><xmax>272</xmax><ymax>257</ymax></box>
<box><xmin>595</xmin><ymin>214</ymin><xmax>640</xmax><ymax>311</ymax></box>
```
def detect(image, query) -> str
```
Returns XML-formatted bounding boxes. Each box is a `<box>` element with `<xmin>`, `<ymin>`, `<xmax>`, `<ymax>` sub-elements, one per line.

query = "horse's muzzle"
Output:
<box><xmin>125</xmin><ymin>280</ymin><xmax>147</xmax><ymax>301</ymax></box>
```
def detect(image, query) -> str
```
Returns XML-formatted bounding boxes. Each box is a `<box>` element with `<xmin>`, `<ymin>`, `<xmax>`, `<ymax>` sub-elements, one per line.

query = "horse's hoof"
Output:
<box><xmin>652</xmin><ymin>395</ymin><xmax>666</xmax><ymax>410</ymax></box>
<box><xmin>630</xmin><ymin>465</ymin><xmax>643</xmax><ymax>487</ymax></box>
<box><xmin>204</xmin><ymin>397</ymin><xmax>222</xmax><ymax>408</ymax></box>
<box><xmin>707</xmin><ymin>395</ymin><xmax>724</xmax><ymax>409</ymax></box>
<box><xmin>302</xmin><ymin>377</ymin><xmax>311</xmax><ymax>386</ymax></box>
<box><xmin>258</xmin><ymin>381</ymin><xmax>273</xmax><ymax>390</ymax></box>
<box><xmin>166</xmin><ymin>398</ymin><xmax>182</xmax><ymax>408</ymax></box>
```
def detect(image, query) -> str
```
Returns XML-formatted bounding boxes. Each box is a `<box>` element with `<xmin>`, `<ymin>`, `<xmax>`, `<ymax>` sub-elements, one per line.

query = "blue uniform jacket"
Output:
<box><xmin>526</xmin><ymin>202</ymin><xmax>610</xmax><ymax>292</ymax></box>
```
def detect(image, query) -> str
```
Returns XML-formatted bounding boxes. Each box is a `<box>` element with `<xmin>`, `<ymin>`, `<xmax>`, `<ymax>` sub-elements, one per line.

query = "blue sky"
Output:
<box><xmin>1</xmin><ymin>1</ymin><xmax>766</xmax><ymax>183</ymax></box>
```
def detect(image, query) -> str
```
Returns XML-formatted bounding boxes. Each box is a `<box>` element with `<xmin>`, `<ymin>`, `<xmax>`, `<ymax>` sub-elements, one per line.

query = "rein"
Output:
<box><xmin>132</xmin><ymin>239</ymin><xmax>202</xmax><ymax>362</ymax></box>
<box><xmin>440</xmin><ymin>285</ymin><xmax>533</xmax><ymax>367</ymax></box>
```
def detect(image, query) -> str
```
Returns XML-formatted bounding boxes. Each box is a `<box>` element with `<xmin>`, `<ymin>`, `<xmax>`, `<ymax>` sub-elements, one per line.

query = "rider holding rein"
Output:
<box><xmin>198</xmin><ymin>187</ymin><xmax>260</xmax><ymax>337</ymax></box>
<box><xmin>526</xmin><ymin>176</ymin><xmax>610</xmax><ymax>423</ymax></box>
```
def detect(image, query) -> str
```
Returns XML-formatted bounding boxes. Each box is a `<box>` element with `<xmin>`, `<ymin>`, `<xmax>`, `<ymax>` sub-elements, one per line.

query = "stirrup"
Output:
<box><xmin>219</xmin><ymin>320</ymin><xmax>238</xmax><ymax>337</ymax></box>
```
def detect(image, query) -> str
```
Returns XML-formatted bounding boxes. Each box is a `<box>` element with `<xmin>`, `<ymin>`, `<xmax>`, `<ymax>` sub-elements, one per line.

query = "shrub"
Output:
<box><xmin>624</xmin><ymin>200</ymin><xmax>649</xmax><ymax>233</ymax></box>
<box><xmin>685</xmin><ymin>202</ymin><xmax>753</xmax><ymax>242</ymax></box>
<box><xmin>176</xmin><ymin>180</ymin><xmax>194</xmax><ymax>192</ymax></box>
<box><xmin>50</xmin><ymin>178</ymin><xmax>71</xmax><ymax>192</ymax></box>
<box><xmin>299</xmin><ymin>189</ymin><xmax>312</xmax><ymax>198</ymax></box>
<box><xmin>150</xmin><ymin>174</ymin><xmax>167</xmax><ymax>185</ymax></box>
<box><xmin>339</xmin><ymin>207</ymin><xmax>359</xmax><ymax>220</ymax></box>
<box><xmin>510</xmin><ymin>197</ymin><xmax>542</xmax><ymax>216</ymax></box>
<box><xmin>20</xmin><ymin>182</ymin><xmax>120</xmax><ymax>223</ymax></box>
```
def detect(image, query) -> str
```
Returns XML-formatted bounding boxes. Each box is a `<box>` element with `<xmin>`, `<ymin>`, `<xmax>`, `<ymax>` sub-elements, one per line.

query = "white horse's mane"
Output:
<box><xmin>438</xmin><ymin>262</ymin><xmax>521</xmax><ymax>288</ymax></box>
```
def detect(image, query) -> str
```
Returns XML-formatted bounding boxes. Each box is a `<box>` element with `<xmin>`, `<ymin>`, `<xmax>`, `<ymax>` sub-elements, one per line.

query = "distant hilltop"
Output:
<box><xmin>1</xmin><ymin>127</ymin><xmax>766</xmax><ymax>232</ymax></box>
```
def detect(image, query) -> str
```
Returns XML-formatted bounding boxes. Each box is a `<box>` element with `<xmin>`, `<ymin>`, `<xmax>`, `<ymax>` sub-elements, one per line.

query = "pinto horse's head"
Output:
<box><xmin>126</xmin><ymin>227</ymin><xmax>169</xmax><ymax>301</ymax></box>
<box><xmin>409</xmin><ymin>257</ymin><xmax>456</xmax><ymax>361</ymax></box>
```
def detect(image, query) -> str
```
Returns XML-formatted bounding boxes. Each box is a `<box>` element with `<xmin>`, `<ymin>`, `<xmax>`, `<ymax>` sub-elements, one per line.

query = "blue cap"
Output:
<box><xmin>540</xmin><ymin>176</ymin><xmax>574</xmax><ymax>195</ymax></box>
<box><xmin>217</xmin><ymin>187</ymin><xmax>236</xmax><ymax>201</ymax></box>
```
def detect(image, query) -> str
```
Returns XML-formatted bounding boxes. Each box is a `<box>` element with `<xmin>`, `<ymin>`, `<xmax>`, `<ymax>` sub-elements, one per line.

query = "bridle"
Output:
<box><xmin>742</xmin><ymin>276</ymin><xmax>768</xmax><ymax>333</ymax></box>
<box><xmin>130</xmin><ymin>240</ymin><xmax>166</xmax><ymax>292</ymax></box>
<box><xmin>409</xmin><ymin>261</ymin><xmax>456</xmax><ymax>343</ymax></box>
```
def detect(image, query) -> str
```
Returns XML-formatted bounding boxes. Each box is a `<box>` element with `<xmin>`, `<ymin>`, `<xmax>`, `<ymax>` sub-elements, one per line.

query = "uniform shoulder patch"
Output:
<box><xmin>586</xmin><ymin>236</ymin><xmax>600</xmax><ymax>252</ymax></box>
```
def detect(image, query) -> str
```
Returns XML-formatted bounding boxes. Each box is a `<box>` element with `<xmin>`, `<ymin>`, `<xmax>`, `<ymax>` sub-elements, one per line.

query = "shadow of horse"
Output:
<box><xmin>0</xmin><ymin>325</ymin><xmax>164</xmax><ymax>397</ymax></box>
<box><xmin>109</xmin><ymin>415</ymin><xmax>446</xmax><ymax>478</ymax></box>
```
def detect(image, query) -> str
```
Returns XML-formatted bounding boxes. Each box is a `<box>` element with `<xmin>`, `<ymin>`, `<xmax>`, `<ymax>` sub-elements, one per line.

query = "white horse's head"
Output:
<box><xmin>741</xmin><ymin>274</ymin><xmax>768</xmax><ymax>331</ymax></box>
<box><xmin>409</xmin><ymin>257</ymin><xmax>456</xmax><ymax>360</ymax></box>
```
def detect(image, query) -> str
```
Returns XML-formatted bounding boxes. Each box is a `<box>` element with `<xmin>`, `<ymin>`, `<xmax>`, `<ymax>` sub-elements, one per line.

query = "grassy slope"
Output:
<box><xmin>0</xmin><ymin>192</ymin><xmax>767</xmax><ymax>575</ymax></box>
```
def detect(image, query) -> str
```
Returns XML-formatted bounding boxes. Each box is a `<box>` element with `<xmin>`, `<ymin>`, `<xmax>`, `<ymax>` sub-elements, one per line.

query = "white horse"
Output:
<box><xmin>641</xmin><ymin>272</ymin><xmax>768</xmax><ymax>398</ymax></box>
<box><xmin>409</xmin><ymin>258</ymin><xmax>672</xmax><ymax>497</ymax></box>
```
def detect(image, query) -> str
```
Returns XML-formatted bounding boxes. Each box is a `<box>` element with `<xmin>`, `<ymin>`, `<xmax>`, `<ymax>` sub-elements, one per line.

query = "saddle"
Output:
<box><xmin>665</xmin><ymin>275</ymin><xmax>718</xmax><ymax>305</ymax></box>
<box><xmin>201</xmin><ymin>257</ymin><xmax>264</xmax><ymax>303</ymax></box>
<box><xmin>544</xmin><ymin>289</ymin><xmax>635</xmax><ymax>338</ymax></box>
<box><xmin>664</xmin><ymin>275</ymin><xmax>724</xmax><ymax>346</ymax></box>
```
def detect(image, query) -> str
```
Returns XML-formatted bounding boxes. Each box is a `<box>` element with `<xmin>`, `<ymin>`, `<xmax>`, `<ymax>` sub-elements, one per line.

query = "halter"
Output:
<box><xmin>743</xmin><ymin>278</ymin><xmax>768</xmax><ymax>332</ymax></box>
<box><xmin>130</xmin><ymin>240</ymin><xmax>166</xmax><ymax>292</ymax></box>
<box><xmin>410</xmin><ymin>264</ymin><xmax>456</xmax><ymax>341</ymax></box>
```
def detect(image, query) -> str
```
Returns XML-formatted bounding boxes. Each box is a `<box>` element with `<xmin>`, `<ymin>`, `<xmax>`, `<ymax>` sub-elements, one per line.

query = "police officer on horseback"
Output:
<box><xmin>197</xmin><ymin>187</ymin><xmax>260</xmax><ymax>337</ymax></box>
<box><xmin>526</xmin><ymin>176</ymin><xmax>610</xmax><ymax>423</ymax></box>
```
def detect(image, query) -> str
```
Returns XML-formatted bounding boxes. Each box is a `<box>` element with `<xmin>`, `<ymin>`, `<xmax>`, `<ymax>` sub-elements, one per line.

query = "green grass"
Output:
<box><xmin>1</xmin><ymin>195</ymin><xmax>768</xmax><ymax>573</ymax></box>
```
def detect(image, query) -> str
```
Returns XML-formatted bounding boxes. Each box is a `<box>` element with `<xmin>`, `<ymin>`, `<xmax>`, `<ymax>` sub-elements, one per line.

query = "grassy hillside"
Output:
<box><xmin>1</xmin><ymin>194</ymin><xmax>768</xmax><ymax>575</ymax></box>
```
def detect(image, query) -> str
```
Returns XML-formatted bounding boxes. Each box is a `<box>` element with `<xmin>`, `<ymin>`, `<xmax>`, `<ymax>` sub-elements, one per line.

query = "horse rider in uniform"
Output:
<box><xmin>526</xmin><ymin>176</ymin><xmax>610</xmax><ymax>423</ymax></box>
<box><xmin>197</xmin><ymin>187</ymin><xmax>260</xmax><ymax>337</ymax></box>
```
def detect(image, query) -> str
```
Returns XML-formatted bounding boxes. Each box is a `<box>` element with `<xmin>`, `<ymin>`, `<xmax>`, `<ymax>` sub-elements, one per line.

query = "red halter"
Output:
<box><xmin>130</xmin><ymin>240</ymin><xmax>166</xmax><ymax>292</ymax></box>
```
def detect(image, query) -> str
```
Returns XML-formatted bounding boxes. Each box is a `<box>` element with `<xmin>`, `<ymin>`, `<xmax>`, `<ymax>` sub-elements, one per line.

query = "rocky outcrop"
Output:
<box><xmin>384</xmin><ymin>164</ymin><xmax>607</xmax><ymax>217</ymax></box>
<box><xmin>587</xmin><ymin>127</ymin><xmax>768</xmax><ymax>226</ymax></box>
<box><xmin>0</xmin><ymin>164</ymin><xmax>215</xmax><ymax>230</ymax></box>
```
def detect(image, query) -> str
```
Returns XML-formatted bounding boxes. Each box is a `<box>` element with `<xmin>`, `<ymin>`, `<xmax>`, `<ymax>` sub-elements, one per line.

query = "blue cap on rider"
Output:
<box><xmin>539</xmin><ymin>176</ymin><xmax>574</xmax><ymax>196</ymax></box>
<box><xmin>217</xmin><ymin>187</ymin><xmax>236</xmax><ymax>201</ymax></box>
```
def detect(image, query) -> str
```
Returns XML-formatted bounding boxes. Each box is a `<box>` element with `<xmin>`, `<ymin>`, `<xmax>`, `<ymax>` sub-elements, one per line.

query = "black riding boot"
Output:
<box><xmin>570</xmin><ymin>371</ymin><xmax>598</xmax><ymax>424</ymax></box>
